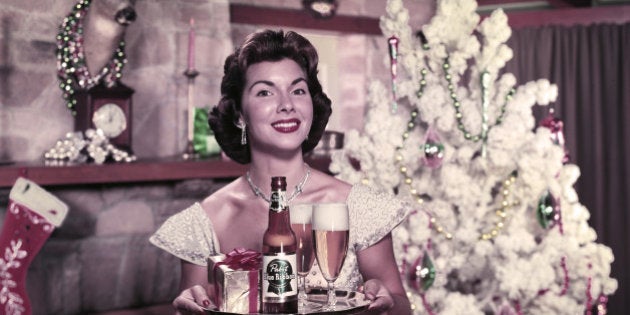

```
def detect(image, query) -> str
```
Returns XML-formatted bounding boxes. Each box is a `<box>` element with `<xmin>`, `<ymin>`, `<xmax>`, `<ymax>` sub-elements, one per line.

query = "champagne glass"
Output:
<box><xmin>290</xmin><ymin>203</ymin><xmax>316</xmax><ymax>312</ymax></box>
<box><xmin>312</xmin><ymin>203</ymin><xmax>349</xmax><ymax>311</ymax></box>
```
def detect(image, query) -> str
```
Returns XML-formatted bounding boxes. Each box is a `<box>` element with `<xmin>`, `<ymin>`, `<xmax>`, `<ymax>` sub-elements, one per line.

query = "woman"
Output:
<box><xmin>150</xmin><ymin>30</ymin><xmax>411</xmax><ymax>315</ymax></box>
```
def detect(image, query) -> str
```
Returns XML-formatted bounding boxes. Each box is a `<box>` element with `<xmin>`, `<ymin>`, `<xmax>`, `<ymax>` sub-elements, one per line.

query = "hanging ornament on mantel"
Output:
<box><xmin>422</xmin><ymin>126</ymin><xmax>445</xmax><ymax>168</ymax></box>
<box><xmin>536</xmin><ymin>190</ymin><xmax>560</xmax><ymax>229</ymax></box>
<box><xmin>540</xmin><ymin>108</ymin><xmax>570</xmax><ymax>164</ymax></box>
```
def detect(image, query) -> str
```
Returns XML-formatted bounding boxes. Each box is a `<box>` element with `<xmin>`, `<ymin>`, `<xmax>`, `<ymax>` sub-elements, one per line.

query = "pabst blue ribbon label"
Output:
<box><xmin>270</xmin><ymin>191</ymin><xmax>287</xmax><ymax>213</ymax></box>
<box><xmin>262</xmin><ymin>253</ymin><xmax>297</xmax><ymax>300</ymax></box>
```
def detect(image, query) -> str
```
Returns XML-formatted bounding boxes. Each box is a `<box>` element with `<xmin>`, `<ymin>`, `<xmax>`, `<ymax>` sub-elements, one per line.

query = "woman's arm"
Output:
<box><xmin>357</xmin><ymin>233</ymin><xmax>412</xmax><ymax>315</ymax></box>
<box><xmin>172</xmin><ymin>261</ymin><xmax>213</xmax><ymax>315</ymax></box>
<box><xmin>180</xmin><ymin>261</ymin><xmax>208</xmax><ymax>291</ymax></box>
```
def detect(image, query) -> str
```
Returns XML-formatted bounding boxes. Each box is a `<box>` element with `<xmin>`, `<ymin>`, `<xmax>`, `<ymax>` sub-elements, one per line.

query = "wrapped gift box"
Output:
<box><xmin>207</xmin><ymin>248</ymin><xmax>261</xmax><ymax>314</ymax></box>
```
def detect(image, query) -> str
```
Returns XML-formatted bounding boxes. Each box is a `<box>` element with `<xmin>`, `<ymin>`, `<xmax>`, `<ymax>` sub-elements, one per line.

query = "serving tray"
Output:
<box><xmin>204</xmin><ymin>289</ymin><xmax>370</xmax><ymax>315</ymax></box>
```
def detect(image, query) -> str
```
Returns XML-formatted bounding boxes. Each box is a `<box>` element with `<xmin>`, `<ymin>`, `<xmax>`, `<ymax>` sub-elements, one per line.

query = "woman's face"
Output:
<box><xmin>240</xmin><ymin>58</ymin><xmax>314</xmax><ymax>154</ymax></box>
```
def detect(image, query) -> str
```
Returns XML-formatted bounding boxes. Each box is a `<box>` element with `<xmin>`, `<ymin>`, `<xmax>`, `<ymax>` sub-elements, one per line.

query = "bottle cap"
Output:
<box><xmin>271</xmin><ymin>176</ymin><xmax>287</xmax><ymax>190</ymax></box>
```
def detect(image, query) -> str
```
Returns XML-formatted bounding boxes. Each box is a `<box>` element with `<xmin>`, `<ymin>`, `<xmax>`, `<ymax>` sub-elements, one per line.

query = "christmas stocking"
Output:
<box><xmin>0</xmin><ymin>177</ymin><xmax>68</xmax><ymax>315</ymax></box>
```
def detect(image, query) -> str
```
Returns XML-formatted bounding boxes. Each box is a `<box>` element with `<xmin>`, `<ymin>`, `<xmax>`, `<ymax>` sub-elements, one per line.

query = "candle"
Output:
<box><xmin>187</xmin><ymin>18</ymin><xmax>195</xmax><ymax>71</ymax></box>
<box><xmin>187</xmin><ymin>79</ymin><xmax>195</xmax><ymax>142</ymax></box>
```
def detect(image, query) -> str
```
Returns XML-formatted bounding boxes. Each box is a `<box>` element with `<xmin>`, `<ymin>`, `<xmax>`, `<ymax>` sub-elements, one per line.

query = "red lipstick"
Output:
<box><xmin>271</xmin><ymin>118</ymin><xmax>301</xmax><ymax>133</ymax></box>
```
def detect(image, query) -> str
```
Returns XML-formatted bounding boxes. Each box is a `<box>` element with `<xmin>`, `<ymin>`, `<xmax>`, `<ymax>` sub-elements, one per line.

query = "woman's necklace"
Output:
<box><xmin>246</xmin><ymin>164</ymin><xmax>311</xmax><ymax>203</ymax></box>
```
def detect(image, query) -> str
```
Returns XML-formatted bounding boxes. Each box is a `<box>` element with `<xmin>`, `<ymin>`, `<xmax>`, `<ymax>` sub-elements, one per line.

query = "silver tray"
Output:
<box><xmin>204</xmin><ymin>289</ymin><xmax>370</xmax><ymax>314</ymax></box>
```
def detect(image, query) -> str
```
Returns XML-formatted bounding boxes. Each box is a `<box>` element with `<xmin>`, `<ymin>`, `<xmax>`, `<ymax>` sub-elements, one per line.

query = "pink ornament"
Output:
<box><xmin>540</xmin><ymin>109</ymin><xmax>570</xmax><ymax>164</ymax></box>
<box><xmin>596</xmin><ymin>294</ymin><xmax>609</xmax><ymax>315</ymax></box>
<box><xmin>422</xmin><ymin>127</ymin><xmax>445</xmax><ymax>168</ymax></box>
<box><xmin>388</xmin><ymin>36</ymin><xmax>399</xmax><ymax>111</ymax></box>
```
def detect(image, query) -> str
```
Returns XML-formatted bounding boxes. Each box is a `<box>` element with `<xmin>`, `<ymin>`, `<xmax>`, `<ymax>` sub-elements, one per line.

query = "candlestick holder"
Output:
<box><xmin>183</xmin><ymin>68</ymin><xmax>200</xmax><ymax>160</ymax></box>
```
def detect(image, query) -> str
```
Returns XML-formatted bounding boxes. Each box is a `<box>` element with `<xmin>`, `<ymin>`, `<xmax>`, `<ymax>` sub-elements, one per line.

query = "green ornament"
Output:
<box><xmin>408</xmin><ymin>250</ymin><xmax>436</xmax><ymax>292</ymax></box>
<box><xmin>537</xmin><ymin>190</ymin><xmax>558</xmax><ymax>229</ymax></box>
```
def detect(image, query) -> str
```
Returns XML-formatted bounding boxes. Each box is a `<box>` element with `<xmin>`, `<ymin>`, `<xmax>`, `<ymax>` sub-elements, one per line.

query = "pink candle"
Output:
<box><xmin>187</xmin><ymin>18</ymin><xmax>195</xmax><ymax>70</ymax></box>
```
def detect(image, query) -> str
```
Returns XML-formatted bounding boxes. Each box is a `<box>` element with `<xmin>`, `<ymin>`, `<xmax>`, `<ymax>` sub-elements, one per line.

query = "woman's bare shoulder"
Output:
<box><xmin>301</xmin><ymin>168</ymin><xmax>352</xmax><ymax>203</ymax></box>
<box><xmin>201</xmin><ymin>178</ymin><xmax>240</xmax><ymax>203</ymax></box>
<box><xmin>198</xmin><ymin>176</ymin><xmax>269</xmax><ymax>251</ymax></box>
<box><xmin>199</xmin><ymin>178</ymin><xmax>252</xmax><ymax>217</ymax></box>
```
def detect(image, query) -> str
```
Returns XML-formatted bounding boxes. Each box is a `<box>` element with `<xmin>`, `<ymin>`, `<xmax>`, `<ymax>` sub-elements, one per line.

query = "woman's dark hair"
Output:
<box><xmin>208</xmin><ymin>29</ymin><xmax>332</xmax><ymax>164</ymax></box>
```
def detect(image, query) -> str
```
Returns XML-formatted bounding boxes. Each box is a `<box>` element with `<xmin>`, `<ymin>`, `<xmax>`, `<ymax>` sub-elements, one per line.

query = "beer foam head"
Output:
<box><xmin>312</xmin><ymin>203</ymin><xmax>349</xmax><ymax>230</ymax></box>
<box><xmin>290</xmin><ymin>203</ymin><xmax>312</xmax><ymax>224</ymax></box>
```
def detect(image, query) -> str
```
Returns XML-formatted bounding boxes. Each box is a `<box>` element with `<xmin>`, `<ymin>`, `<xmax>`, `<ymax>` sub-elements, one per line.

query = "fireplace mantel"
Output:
<box><xmin>0</xmin><ymin>156</ymin><xmax>332</xmax><ymax>188</ymax></box>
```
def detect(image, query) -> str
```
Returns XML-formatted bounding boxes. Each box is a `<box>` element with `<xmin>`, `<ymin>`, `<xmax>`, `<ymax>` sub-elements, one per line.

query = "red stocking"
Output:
<box><xmin>0</xmin><ymin>178</ymin><xmax>68</xmax><ymax>315</ymax></box>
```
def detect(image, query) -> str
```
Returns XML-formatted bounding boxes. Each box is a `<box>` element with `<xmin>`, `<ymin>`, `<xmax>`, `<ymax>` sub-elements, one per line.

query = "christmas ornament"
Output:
<box><xmin>388</xmin><ymin>36</ymin><xmax>399</xmax><ymax>113</ymax></box>
<box><xmin>595</xmin><ymin>294</ymin><xmax>608</xmax><ymax>315</ymax></box>
<box><xmin>43</xmin><ymin>129</ymin><xmax>136</xmax><ymax>164</ymax></box>
<box><xmin>407</xmin><ymin>250</ymin><xmax>435</xmax><ymax>293</ymax></box>
<box><xmin>422</xmin><ymin>126</ymin><xmax>444</xmax><ymax>168</ymax></box>
<box><xmin>536</xmin><ymin>190</ymin><xmax>559</xmax><ymax>229</ymax></box>
<box><xmin>540</xmin><ymin>108</ymin><xmax>570</xmax><ymax>164</ymax></box>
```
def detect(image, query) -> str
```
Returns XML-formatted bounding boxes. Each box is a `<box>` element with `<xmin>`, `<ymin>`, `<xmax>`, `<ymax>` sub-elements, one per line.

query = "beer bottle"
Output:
<box><xmin>261</xmin><ymin>176</ymin><xmax>299</xmax><ymax>313</ymax></box>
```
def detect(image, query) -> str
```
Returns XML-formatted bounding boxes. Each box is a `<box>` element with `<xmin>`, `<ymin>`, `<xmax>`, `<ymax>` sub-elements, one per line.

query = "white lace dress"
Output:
<box><xmin>149</xmin><ymin>184</ymin><xmax>410</xmax><ymax>291</ymax></box>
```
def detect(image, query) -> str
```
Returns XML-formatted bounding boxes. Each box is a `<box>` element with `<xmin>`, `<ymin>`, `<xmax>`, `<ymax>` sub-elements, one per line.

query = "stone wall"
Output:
<box><xmin>0</xmin><ymin>0</ymin><xmax>233</xmax><ymax>161</ymax></box>
<box><xmin>21</xmin><ymin>180</ymin><xmax>228</xmax><ymax>314</ymax></box>
<box><xmin>0</xmin><ymin>0</ymin><xmax>434</xmax><ymax>313</ymax></box>
<box><xmin>0</xmin><ymin>1</ymin><xmax>232</xmax><ymax>312</ymax></box>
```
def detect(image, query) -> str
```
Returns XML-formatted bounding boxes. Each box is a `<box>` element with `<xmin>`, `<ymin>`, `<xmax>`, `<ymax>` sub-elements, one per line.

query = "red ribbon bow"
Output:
<box><xmin>212</xmin><ymin>248</ymin><xmax>261</xmax><ymax>313</ymax></box>
<box><xmin>215</xmin><ymin>248</ymin><xmax>261</xmax><ymax>271</ymax></box>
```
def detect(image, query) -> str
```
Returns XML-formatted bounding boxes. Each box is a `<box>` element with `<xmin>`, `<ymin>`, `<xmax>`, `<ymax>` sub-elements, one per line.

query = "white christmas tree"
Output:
<box><xmin>330</xmin><ymin>0</ymin><xmax>618</xmax><ymax>314</ymax></box>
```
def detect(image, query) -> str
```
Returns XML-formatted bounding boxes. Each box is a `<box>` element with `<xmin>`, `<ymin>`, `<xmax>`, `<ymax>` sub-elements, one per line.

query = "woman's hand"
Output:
<box><xmin>357</xmin><ymin>234</ymin><xmax>412</xmax><ymax>314</ymax></box>
<box><xmin>362</xmin><ymin>279</ymin><xmax>395</xmax><ymax>314</ymax></box>
<box><xmin>172</xmin><ymin>284</ymin><xmax>215</xmax><ymax>315</ymax></box>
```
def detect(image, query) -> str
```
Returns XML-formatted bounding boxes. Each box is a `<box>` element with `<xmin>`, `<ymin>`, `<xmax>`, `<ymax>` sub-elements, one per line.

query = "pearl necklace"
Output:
<box><xmin>246</xmin><ymin>164</ymin><xmax>311</xmax><ymax>203</ymax></box>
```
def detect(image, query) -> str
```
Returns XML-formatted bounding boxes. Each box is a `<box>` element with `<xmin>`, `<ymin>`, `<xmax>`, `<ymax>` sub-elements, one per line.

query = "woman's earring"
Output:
<box><xmin>240</xmin><ymin>124</ymin><xmax>247</xmax><ymax>145</ymax></box>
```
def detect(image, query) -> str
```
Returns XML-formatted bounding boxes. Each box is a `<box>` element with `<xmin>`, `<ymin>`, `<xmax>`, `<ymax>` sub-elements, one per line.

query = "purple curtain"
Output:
<box><xmin>505</xmin><ymin>22</ymin><xmax>630</xmax><ymax>313</ymax></box>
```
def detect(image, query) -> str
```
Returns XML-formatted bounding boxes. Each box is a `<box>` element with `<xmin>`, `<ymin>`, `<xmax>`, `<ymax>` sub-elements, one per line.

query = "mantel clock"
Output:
<box><xmin>74</xmin><ymin>83</ymin><xmax>134</xmax><ymax>152</ymax></box>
